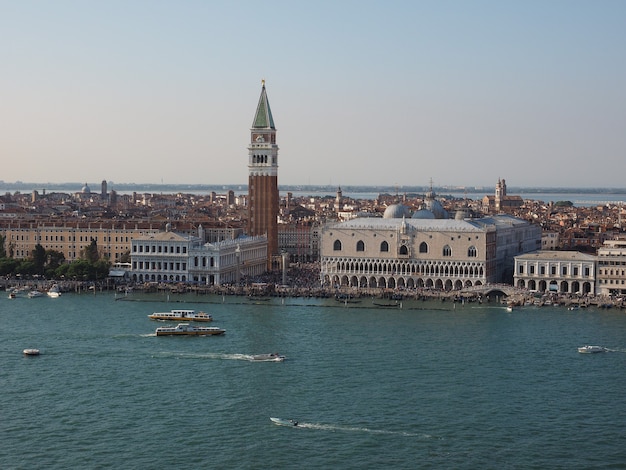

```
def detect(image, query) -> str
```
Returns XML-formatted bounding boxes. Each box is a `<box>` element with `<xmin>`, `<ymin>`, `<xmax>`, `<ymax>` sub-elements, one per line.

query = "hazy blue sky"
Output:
<box><xmin>2</xmin><ymin>0</ymin><xmax>625</xmax><ymax>188</ymax></box>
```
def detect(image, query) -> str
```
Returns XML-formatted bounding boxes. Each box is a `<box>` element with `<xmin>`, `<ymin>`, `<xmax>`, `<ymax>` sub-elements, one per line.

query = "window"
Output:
<box><xmin>519</xmin><ymin>265</ymin><xmax>524</xmax><ymax>274</ymax></box>
<box><xmin>573</xmin><ymin>267</ymin><xmax>579</xmax><ymax>276</ymax></box>
<box><xmin>562</xmin><ymin>266</ymin><xmax>567</xmax><ymax>276</ymax></box>
<box><xmin>541</xmin><ymin>266</ymin><xmax>546</xmax><ymax>275</ymax></box>
<box><xmin>467</xmin><ymin>246</ymin><xmax>477</xmax><ymax>257</ymax></box>
<box><xmin>356</xmin><ymin>240</ymin><xmax>365</xmax><ymax>252</ymax></box>
<box><xmin>443</xmin><ymin>245</ymin><xmax>451</xmax><ymax>257</ymax></box>
<box><xmin>399</xmin><ymin>245</ymin><xmax>408</xmax><ymax>255</ymax></box>
<box><xmin>380</xmin><ymin>241</ymin><xmax>389</xmax><ymax>252</ymax></box>
<box><xmin>530</xmin><ymin>265</ymin><xmax>535</xmax><ymax>274</ymax></box>
<box><xmin>551</xmin><ymin>266</ymin><xmax>556</xmax><ymax>275</ymax></box>
<box><xmin>333</xmin><ymin>240</ymin><xmax>342</xmax><ymax>251</ymax></box>
<box><xmin>419</xmin><ymin>242</ymin><xmax>428</xmax><ymax>253</ymax></box>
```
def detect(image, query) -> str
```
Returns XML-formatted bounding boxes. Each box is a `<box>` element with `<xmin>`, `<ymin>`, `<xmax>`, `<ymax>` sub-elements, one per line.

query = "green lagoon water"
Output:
<box><xmin>1</xmin><ymin>292</ymin><xmax>625</xmax><ymax>469</ymax></box>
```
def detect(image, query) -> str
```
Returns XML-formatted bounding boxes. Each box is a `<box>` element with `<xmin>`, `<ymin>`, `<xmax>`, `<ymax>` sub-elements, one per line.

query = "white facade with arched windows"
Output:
<box><xmin>514</xmin><ymin>250</ymin><xmax>596</xmax><ymax>294</ymax></box>
<box><xmin>131</xmin><ymin>230</ymin><xmax>267</xmax><ymax>285</ymax></box>
<box><xmin>320</xmin><ymin>215</ymin><xmax>540</xmax><ymax>290</ymax></box>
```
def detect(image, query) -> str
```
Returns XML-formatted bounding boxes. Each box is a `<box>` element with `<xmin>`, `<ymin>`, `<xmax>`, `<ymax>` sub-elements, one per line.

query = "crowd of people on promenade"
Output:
<box><xmin>4</xmin><ymin>262</ymin><xmax>626</xmax><ymax>309</ymax></box>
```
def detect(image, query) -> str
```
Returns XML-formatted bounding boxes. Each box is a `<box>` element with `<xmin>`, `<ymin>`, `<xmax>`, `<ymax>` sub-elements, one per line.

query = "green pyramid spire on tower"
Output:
<box><xmin>252</xmin><ymin>80</ymin><xmax>275</xmax><ymax>129</ymax></box>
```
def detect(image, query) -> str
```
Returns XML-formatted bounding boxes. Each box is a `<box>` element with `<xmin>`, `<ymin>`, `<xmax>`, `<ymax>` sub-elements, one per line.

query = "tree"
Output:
<box><xmin>119</xmin><ymin>250</ymin><xmax>131</xmax><ymax>263</ymax></box>
<box><xmin>83</xmin><ymin>238</ymin><xmax>100</xmax><ymax>263</ymax></box>
<box><xmin>0</xmin><ymin>234</ymin><xmax>6</xmax><ymax>258</ymax></box>
<box><xmin>0</xmin><ymin>258</ymin><xmax>18</xmax><ymax>276</ymax></box>
<box><xmin>32</xmin><ymin>244</ymin><xmax>46</xmax><ymax>274</ymax></box>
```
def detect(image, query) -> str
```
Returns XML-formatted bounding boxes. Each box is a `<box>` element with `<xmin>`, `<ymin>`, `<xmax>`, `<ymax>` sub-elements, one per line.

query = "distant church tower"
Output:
<box><xmin>248</xmin><ymin>80</ymin><xmax>279</xmax><ymax>270</ymax></box>
<box><xmin>495</xmin><ymin>178</ymin><xmax>506</xmax><ymax>212</ymax></box>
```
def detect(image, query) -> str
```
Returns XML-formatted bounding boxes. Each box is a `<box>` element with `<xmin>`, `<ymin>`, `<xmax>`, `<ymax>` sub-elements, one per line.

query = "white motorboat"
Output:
<box><xmin>155</xmin><ymin>323</ymin><xmax>225</xmax><ymax>336</ymax></box>
<box><xmin>28</xmin><ymin>290</ymin><xmax>45</xmax><ymax>298</ymax></box>
<box><xmin>148</xmin><ymin>309</ymin><xmax>213</xmax><ymax>322</ymax></box>
<box><xmin>23</xmin><ymin>348</ymin><xmax>40</xmax><ymax>356</ymax></box>
<box><xmin>578</xmin><ymin>345</ymin><xmax>606</xmax><ymax>354</ymax></box>
<box><xmin>270</xmin><ymin>417</ymin><xmax>298</xmax><ymax>427</ymax></box>
<box><xmin>250</xmin><ymin>353</ymin><xmax>285</xmax><ymax>362</ymax></box>
<box><xmin>47</xmin><ymin>285</ymin><xmax>61</xmax><ymax>298</ymax></box>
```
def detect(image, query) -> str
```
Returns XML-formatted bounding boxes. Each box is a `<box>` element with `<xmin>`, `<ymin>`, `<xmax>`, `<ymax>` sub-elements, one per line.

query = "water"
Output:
<box><xmin>2</xmin><ymin>293</ymin><xmax>626</xmax><ymax>469</ymax></box>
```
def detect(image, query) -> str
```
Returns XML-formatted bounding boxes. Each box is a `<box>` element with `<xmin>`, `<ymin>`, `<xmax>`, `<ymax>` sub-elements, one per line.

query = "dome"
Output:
<box><xmin>383</xmin><ymin>203</ymin><xmax>410</xmax><ymax>219</ymax></box>
<box><xmin>412</xmin><ymin>209</ymin><xmax>436</xmax><ymax>219</ymax></box>
<box><xmin>424</xmin><ymin>198</ymin><xmax>448</xmax><ymax>219</ymax></box>
<box><xmin>81</xmin><ymin>182</ymin><xmax>91</xmax><ymax>194</ymax></box>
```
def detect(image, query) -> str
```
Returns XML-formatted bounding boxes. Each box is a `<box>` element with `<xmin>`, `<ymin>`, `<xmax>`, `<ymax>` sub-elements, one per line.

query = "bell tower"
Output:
<box><xmin>248</xmin><ymin>80</ymin><xmax>279</xmax><ymax>269</ymax></box>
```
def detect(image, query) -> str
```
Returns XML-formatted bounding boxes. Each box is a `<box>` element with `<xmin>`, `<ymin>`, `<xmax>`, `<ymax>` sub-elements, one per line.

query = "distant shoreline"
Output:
<box><xmin>2</xmin><ymin>182</ymin><xmax>626</xmax><ymax>196</ymax></box>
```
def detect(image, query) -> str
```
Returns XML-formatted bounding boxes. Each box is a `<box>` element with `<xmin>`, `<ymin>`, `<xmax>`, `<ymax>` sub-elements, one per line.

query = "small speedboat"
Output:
<box><xmin>155</xmin><ymin>323</ymin><xmax>225</xmax><ymax>336</ymax></box>
<box><xmin>250</xmin><ymin>353</ymin><xmax>285</xmax><ymax>362</ymax></box>
<box><xmin>270</xmin><ymin>417</ymin><xmax>298</xmax><ymax>427</ymax></box>
<box><xmin>578</xmin><ymin>345</ymin><xmax>606</xmax><ymax>354</ymax></box>
<box><xmin>28</xmin><ymin>290</ymin><xmax>45</xmax><ymax>298</ymax></box>
<box><xmin>23</xmin><ymin>349</ymin><xmax>40</xmax><ymax>356</ymax></box>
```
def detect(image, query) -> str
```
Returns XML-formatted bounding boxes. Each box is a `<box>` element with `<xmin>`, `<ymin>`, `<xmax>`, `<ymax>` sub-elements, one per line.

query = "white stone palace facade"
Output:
<box><xmin>131</xmin><ymin>229</ymin><xmax>267</xmax><ymax>285</ymax></box>
<box><xmin>514</xmin><ymin>250</ymin><xmax>596</xmax><ymax>294</ymax></box>
<box><xmin>596</xmin><ymin>238</ymin><xmax>626</xmax><ymax>295</ymax></box>
<box><xmin>320</xmin><ymin>214</ymin><xmax>540</xmax><ymax>290</ymax></box>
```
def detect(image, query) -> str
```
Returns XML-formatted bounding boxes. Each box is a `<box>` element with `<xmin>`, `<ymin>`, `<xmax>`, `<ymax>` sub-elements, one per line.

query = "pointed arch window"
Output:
<box><xmin>419</xmin><ymin>242</ymin><xmax>428</xmax><ymax>253</ymax></box>
<box><xmin>399</xmin><ymin>245</ymin><xmax>408</xmax><ymax>255</ymax></box>
<box><xmin>380</xmin><ymin>241</ymin><xmax>389</xmax><ymax>252</ymax></box>
<box><xmin>443</xmin><ymin>245</ymin><xmax>452</xmax><ymax>257</ymax></box>
<box><xmin>356</xmin><ymin>240</ymin><xmax>365</xmax><ymax>252</ymax></box>
<box><xmin>468</xmin><ymin>246</ymin><xmax>477</xmax><ymax>257</ymax></box>
<box><xmin>333</xmin><ymin>240</ymin><xmax>342</xmax><ymax>251</ymax></box>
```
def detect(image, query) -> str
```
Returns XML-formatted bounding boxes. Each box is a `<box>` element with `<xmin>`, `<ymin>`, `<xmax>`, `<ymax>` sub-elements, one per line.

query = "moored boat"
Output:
<box><xmin>578</xmin><ymin>345</ymin><xmax>606</xmax><ymax>354</ymax></box>
<box><xmin>47</xmin><ymin>285</ymin><xmax>61</xmax><ymax>298</ymax></box>
<box><xmin>28</xmin><ymin>290</ymin><xmax>45</xmax><ymax>298</ymax></box>
<box><xmin>155</xmin><ymin>323</ymin><xmax>225</xmax><ymax>336</ymax></box>
<box><xmin>148</xmin><ymin>309</ymin><xmax>213</xmax><ymax>322</ymax></box>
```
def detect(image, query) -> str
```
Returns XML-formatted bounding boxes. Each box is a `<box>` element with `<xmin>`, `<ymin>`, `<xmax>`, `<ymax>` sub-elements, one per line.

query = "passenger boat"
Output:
<box><xmin>155</xmin><ymin>323</ymin><xmax>225</xmax><ymax>336</ymax></box>
<box><xmin>578</xmin><ymin>345</ymin><xmax>606</xmax><ymax>354</ymax></box>
<box><xmin>250</xmin><ymin>353</ymin><xmax>286</xmax><ymax>362</ymax></box>
<box><xmin>23</xmin><ymin>348</ymin><xmax>40</xmax><ymax>356</ymax></box>
<box><xmin>270</xmin><ymin>417</ymin><xmax>298</xmax><ymax>427</ymax></box>
<box><xmin>148</xmin><ymin>309</ymin><xmax>213</xmax><ymax>322</ymax></box>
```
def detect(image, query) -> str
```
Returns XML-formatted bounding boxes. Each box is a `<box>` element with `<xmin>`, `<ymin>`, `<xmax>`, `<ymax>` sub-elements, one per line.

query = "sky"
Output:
<box><xmin>2</xmin><ymin>0</ymin><xmax>626</xmax><ymax>189</ymax></box>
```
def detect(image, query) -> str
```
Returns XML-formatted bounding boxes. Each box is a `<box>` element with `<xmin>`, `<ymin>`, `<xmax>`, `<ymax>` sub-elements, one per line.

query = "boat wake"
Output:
<box><xmin>294</xmin><ymin>422</ymin><xmax>432</xmax><ymax>438</ymax></box>
<box><xmin>151</xmin><ymin>352</ymin><xmax>283</xmax><ymax>362</ymax></box>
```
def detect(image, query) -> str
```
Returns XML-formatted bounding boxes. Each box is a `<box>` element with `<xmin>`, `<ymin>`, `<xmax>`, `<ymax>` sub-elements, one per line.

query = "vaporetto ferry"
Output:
<box><xmin>148</xmin><ymin>309</ymin><xmax>213</xmax><ymax>322</ymax></box>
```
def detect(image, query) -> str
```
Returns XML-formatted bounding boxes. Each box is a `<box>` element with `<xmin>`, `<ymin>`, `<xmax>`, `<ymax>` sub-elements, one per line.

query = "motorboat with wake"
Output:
<box><xmin>155</xmin><ymin>323</ymin><xmax>225</xmax><ymax>336</ymax></box>
<box><xmin>250</xmin><ymin>353</ymin><xmax>285</xmax><ymax>362</ymax></box>
<box><xmin>148</xmin><ymin>309</ymin><xmax>213</xmax><ymax>322</ymax></box>
<box><xmin>578</xmin><ymin>345</ymin><xmax>606</xmax><ymax>354</ymax></box>
<box><xmin>270</xmin><ymin>417</ymin><xmax>298</xmax><ymax>427</ymax></box>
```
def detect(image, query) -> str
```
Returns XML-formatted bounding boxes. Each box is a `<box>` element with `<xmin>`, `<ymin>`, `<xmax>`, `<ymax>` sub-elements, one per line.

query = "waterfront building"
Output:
<box><xmin>596</xmin><ymin>237</ymin><xmax>626</xmax><ymax>295</ymax></box>
<box><xmin>0</xmin><ymin>222</ymin><xmax>162</xmax><ymax>262</ymax></box>
<box><xmin>130</xmin><ymin>225</ymin><xmax>267</xmax><ymax>285</ymax></box>
<box><xmin>319</xmin><ymin>211</ymin><xmax>540</xmax><ymax>289</ymax></box>
<box><xmin>514</xmin><ymin>250</ymin><xmax>596</xmax><ymax>294</ymax></box>
<box><xmin>247</xmin><ymin>80</ymin><xmax>279</xmax><ymax>270</ymax></box>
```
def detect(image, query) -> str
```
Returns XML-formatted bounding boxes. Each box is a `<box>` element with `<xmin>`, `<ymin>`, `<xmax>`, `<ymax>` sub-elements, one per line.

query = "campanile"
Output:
<box><xmin>248</xmin><ymin>80</ymin><xmax>279</xmax><ymax>269</ymax></box>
